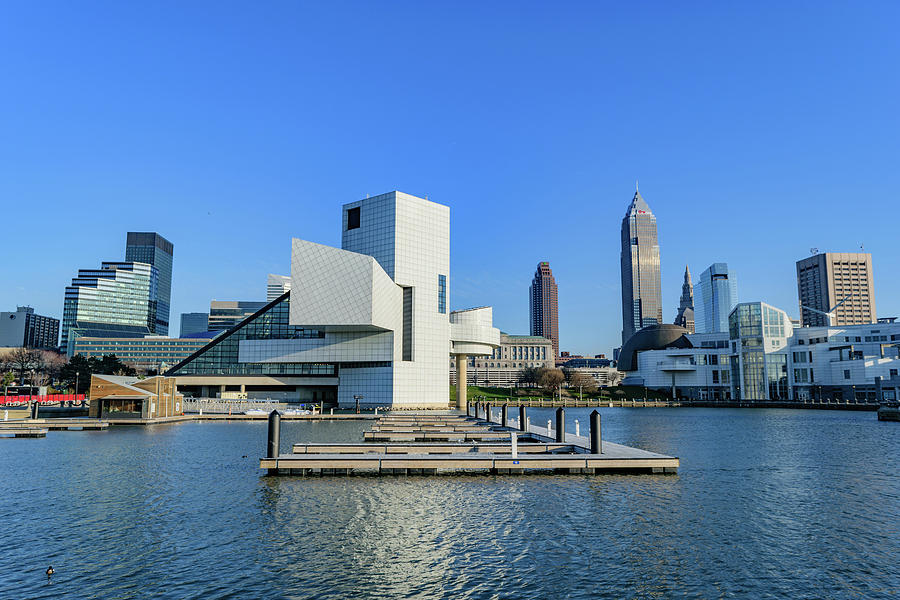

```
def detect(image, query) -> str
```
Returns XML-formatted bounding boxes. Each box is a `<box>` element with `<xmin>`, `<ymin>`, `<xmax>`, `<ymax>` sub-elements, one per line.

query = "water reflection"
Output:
<box><xmin>1</xmin><ymin>411</ymin><xmax>898</xmax><ymax>599</ymax></box>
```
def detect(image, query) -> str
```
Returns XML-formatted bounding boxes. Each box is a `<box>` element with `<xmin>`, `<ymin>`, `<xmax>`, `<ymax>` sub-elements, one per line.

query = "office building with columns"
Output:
<box><xmin>169</xmin><ymin>191</ymin><xmax>498</xmax><ymax>408</ymax></box>
<box><xmin>451</xmin><ymin>332</ymin><xmax>553</xmax><ymax>387</ymax></box>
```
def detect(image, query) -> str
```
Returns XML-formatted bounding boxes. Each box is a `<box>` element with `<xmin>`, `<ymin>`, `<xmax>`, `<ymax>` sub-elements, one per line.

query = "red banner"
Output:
<box><xmin>0</xmin><ymin>394</ymin><xmax>86</xmax><ymax>406</ymax></box>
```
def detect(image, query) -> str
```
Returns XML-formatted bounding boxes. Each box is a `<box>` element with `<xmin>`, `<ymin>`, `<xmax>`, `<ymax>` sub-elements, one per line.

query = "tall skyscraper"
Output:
<box><xmin>267</xmin><ymin>274</ymin><xmax>291</xmax><ymax>302</ymax></box>
<box><xmin>620</xmin><ymin>186</ymin><xmax>662</xmax><ymax>344</ymax></box>
<box><xmin>796</xmin><ymin>252</ymin><xmax>876</xmax><ymax>327</ymax></box>
<box><xmin>695</xmin><ymin>262</ymin><xmax>738</xmax><ymax>333</ymax></box>
<box><xmin>529</xmin><ymin>261</ymin><xmax>559</xmax><ymax>356</ymax></box>
<box><xmin>125</xmin><ymin>232</ymin><xmax>174</xmax><ymax>335</ymax></box>
<box><xmin>62</xmin><ymin>261</ymin><xmax>159</xmax><ymax>355</ymax></box>
<box><xmin>674</xmin><ymin>265</ymin><xmax>695</xmax><ymax>333</ymax></box>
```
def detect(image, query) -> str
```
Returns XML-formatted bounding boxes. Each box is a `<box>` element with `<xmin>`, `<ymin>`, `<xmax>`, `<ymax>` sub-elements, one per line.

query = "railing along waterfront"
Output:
<box><xmin>183</xmin><ymin>399</ymin><xmax>294</xmax><ymax>414</ymax></box>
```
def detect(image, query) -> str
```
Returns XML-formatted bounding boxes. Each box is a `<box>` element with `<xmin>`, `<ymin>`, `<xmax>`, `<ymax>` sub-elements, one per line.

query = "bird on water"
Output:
<box><xmin>46</xmin><ymin>566</ymin><xmax>55</xmax><ymax>577</ymax></box>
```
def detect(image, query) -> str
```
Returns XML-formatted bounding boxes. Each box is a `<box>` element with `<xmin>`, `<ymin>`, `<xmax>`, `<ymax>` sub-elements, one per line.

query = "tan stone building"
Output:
<box><xmin>797</xmin><ymin>253</ymin><xmax>876</xmax><ymax>327</ymax></box>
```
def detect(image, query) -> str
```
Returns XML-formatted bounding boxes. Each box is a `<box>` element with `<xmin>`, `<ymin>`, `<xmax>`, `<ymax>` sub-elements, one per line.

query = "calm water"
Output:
<box><xmin>2</xmin><ymin>408</ymin><xmax>898</xmax><ymax>599</ymax></box>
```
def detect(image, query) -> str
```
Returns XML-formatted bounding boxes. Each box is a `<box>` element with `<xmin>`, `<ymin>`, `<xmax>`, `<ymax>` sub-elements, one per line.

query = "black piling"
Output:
<box><xmin>555</xmin><ymin>407</ymin><xmax>565</xmax><ymax>442</ymax></box>
<box><xmin>485</xmin><ymin>403</ymin><xmax>492</xmax><ymax>423</ymax></box>
<box><xmin>519</xmin><ymin>405</ymin><xmax>527</xmax><ymax>432</ymax></box>
<box><xmin>31</xmin><ymin>402</ymin><xmax>39</xmax><ymax>420</ymax></box>
<box><xmin>501</xmin><ymin>404</ymin><xmax>508</xmax><ymax>428</ymax></box>
<box><xmin>590</xmin><ymin>409</ymin><xmax>602</xmax><ymax>454</ymax></box>
<box><xmin>267</xmin><ymin>410</ymin><xmax>281</xmax><ymax>474</ymax></box>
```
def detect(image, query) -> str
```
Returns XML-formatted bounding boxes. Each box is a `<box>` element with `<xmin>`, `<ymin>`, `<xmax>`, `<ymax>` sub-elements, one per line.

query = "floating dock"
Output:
<box><xmin>261</xmin><ymin>412</ymin><xmax>679</xmax><ymax>476</ymax></box>
<box><xmin>0</xmin><ymin>427</ymin><xmax>48</xmax><ymax>438</ymax></box>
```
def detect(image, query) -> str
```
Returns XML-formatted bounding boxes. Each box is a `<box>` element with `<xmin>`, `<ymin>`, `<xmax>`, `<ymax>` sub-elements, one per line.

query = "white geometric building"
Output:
<box><xmin>173</xmin><ymin>191</ymin><xmax>498</xmax><ymax>408</ymax></box>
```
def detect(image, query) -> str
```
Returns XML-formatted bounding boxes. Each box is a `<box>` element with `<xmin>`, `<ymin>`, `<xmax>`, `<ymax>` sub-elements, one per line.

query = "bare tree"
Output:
<box><xmin>569</xmin><ymin>371</ymin><xmax>598</xmax><ymax>394</ymax></box>
<box><xmin>3</xmin><ymin>347</ymin><xmax>46</xmax><ymax>386</ymax></box>
<box><xmin>537</xmin><ymin>367</ymin><xmax>565</xmax><ymax>392</ymax></box>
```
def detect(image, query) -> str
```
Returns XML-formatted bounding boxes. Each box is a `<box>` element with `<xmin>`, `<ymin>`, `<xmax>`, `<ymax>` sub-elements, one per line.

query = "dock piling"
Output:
<box><xmin>555</xmin><ymin>408</ymin><xmax>565</xmax><ymax>442</ymax></box>
<box><xmin>590</xmin><ymin>410</ymin><xmax>602</xmax><ymax>454</ymax></box>
<box><xmin>519</xmin><ymin>406</ymin><xmax>527</xmax><ymax>432</ymax></box>
<box><xmin>267</xmin><ymin>409</ymin><xmax>281</xmax><ymax>465</ymax></box>
<box><xmin>501</xmin><ymin>404</ymin><xmax>508</xmax><ymax>428</ymax></box>
<box><xmin>575</xmin><ymin>419</ymin><xmax>580</xmax><ymax>437</ymax></box>
<box><xmin>486</xmin><ymin>403</ymin><xmax>492</xmax><ymax>423</ymax></box>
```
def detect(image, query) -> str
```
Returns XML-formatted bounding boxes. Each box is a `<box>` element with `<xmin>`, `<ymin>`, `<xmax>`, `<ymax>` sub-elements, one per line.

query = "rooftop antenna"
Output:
<box><xmin>635</xmin><ymin>179</ymin><xmax>639</xmax><ymax>193</ymax></box>
<box><xmin>860</xmin><ymin>243</ymin><xmax>865</xmax><ymax>251</ymax></box>
<box><xmin>810</xmin><ymin>247</ymin><xmax>818</xmax><ymax>255</ymax></box>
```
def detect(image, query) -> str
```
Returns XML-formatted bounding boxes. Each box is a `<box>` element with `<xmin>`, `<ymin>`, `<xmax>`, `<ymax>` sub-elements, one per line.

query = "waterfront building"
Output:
<box><xmin>168</xmin><ymin>191</ymin><xmax>499</xmax><ymax>407</ymax></box>
<box><xmin>620</xmin><ymin>185</ymin><xmax>662</xmax><ymax>344</ymax></box>
<box><xmin>796</xmin><ymin>252</ymin><xmax>876</xmax><ymax>327</ymax></box>
<box><xmin>674</xmin><ymin>265</ymin><xmax>695</xmax><ymax>333</ymax></box>
<box><xmin>62</xmin><ymin>261</ymin><xmax>159</xmax><ymax>355</ymax></box>
<box><xmin>0</xmin><ymin>306</ymin><xmax>59</xmax><ymax>350</ymax></box>
<box><xmin>529</xmin><ymin>262</ymin><xmax>559</xmax><ymax>356</ymax></box>
<box><xmin>179</xmin><ymin>312</ymin><xmax>209</xmax><ymax>337</ymax></box>
<box><xmin>787</xmin><ymin>322</ymin><xmax>900</xmax><ymax>402</ymax></box>
<box><xmin>451</xmin><ymin>333</ymin><xmax>553</xmax><ymax>387</ymax></box>
<box><xmin>208</xmin><ymin>301</ymin><xmax>266</xmax><ymax>332</ymax></box>
<box><xmin>125</xmin><ymin>233</ymin><xmax>174</xmax><ymax>335</ymax></box>
<box><xmin>621</xmin><ymin>301</ymin><xmax>900</xmax><ymax>403</ymax></box>
<box><xmin>694</xmin><ymin>263</ymin><xmax>738</xmax><ymax>334</ymax></box>
<box><xmin>73</xmin><ymin>335</ymin><xmax>215</xmax><ymax>373</ymax></box>
<box><xmin>267</xmin><ymin>274</ymin><xmax>291</xmax><ymax>302</ymax></box>
<box><xmin>619</xmin><ymin>325</ymin><xmax>733</xmax><ymax>401</ymax></box>
<box><xmin>729</xmin><ymin>302</ymin><xmax>792</xmax><ymax>401</ymax></box>
<box><xmin>88</xmin><ymin>374</ymin><xmax>181</xmax><ymax>419</ymax></box>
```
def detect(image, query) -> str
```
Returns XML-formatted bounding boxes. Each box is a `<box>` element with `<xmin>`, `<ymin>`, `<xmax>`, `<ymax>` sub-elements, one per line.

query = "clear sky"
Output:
<box><xmin>2</xmin><ymin>1</ymin><xmax>898</xmax><ymax>355</ymax></box>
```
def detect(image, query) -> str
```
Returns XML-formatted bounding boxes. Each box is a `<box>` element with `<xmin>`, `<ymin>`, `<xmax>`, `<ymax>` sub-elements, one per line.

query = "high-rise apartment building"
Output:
<box><xmin>620</xmin><ymin>186</ymin><xmax>662</xmax><ymax>344</ymax></box>
<box><xmin>0</xmin><ymin>306</ymin><xmax>60</xmax><ymax>349</ymax></box>
<box><xmin>208</xmin><ymin>301</ymin><xmax>266</xmax><ymax>332</ymax></box>
<box><xmin>529</xmin><ymin>262</ymin><xmax>559</xmax><ymax>356</ymax></box>
<box><xmin>796</xmin><ymin>253</ymin><xmax>876</xmax><ymax>327</ymax></box>
<box><xmin>125</xmin><ymin>232</ymin><xmax>174</xmax><ymax>335</ymax></box>
<box><xmin>674</xmin><ymin>265</ymin><xmax>695</xmax><ymax>333</ymax></box>
<box><xmin>695</xmin><ymin>263</ymin><xmax>738</xmax><ymax>334</ymax></box>
<box><xmin>179</xmin><ymin>312</ymin><xmax>210</xmax><ymax>337</ymax></box>
<box><xmin>267</xmin><ymin>274</ymin><xmax>291</xmax><ymax>302</ymax></box>
<box><xmin>62</xmin><ymin>262</ymin><xmax>159</xmax><ymax>355</ymax></box>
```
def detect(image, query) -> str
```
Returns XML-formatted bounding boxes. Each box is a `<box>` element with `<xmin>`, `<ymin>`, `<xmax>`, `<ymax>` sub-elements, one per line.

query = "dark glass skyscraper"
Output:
<box><xmin>620</xmin><ymin>186</ymin><xmax>662</xmax><ymax>344</ymax></box>
<box><xmin>126</xmin><ymin>232</ymin><xmax>174</xmax><ymax>335</ymax></box>
<box><xmin>529</xmin><ymin>261</ymin><xmax>559</xmax><ymax>356</ymax></box>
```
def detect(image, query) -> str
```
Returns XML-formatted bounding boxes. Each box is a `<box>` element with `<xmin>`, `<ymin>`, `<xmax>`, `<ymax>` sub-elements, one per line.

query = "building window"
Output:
<box><xmin>844</xmin><ymin>369</ymin><xmax>851</xmax><ymax>380</ymax></box>
<box><xmin>437</xmin><ymin>275</ymin><xmax>447</xmax><ymax>314</ymax></box>
<box><xmin>347</xmin><ymin>207</ymin><xmax>360</xmax><ymax>230</ymax></box>
<box><xmin>891</xmin><ymin>369</ymin><xmax>898</xmax><ymax>378</ymax></box>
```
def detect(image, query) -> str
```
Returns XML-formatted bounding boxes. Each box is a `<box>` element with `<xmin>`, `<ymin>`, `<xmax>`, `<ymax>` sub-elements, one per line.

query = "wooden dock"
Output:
<box><xmin>262</xmin><ymin>412</ymin><xmax>679</xmax><ymax>475</ymax></box>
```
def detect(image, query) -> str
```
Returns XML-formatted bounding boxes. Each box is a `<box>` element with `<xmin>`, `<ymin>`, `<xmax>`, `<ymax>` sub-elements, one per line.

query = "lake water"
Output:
<box><xmin>2</xmin><ymin>408</ymin><xmax>898</xmax><ymax>599</ymax></box>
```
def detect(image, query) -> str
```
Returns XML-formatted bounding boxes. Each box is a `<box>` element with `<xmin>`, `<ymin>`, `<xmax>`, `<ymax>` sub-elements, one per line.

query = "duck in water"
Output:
<box><xmin>46</xmin><ymin>566</ymin><xmax>54</xmax><ymax>578</ymax></box>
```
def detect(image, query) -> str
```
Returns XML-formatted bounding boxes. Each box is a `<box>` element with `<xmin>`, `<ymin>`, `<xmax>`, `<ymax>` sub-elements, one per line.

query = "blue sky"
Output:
<box><xmin>2</xmin><ymin>1</ymin><xmax>898</xmax><ymax>355</ymax></box>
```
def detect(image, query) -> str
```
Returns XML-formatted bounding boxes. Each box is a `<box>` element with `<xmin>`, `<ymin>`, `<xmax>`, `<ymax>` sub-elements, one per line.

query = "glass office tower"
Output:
<box><xmin>62</xmin><ymin>262</ymin><xmax>159</xmax><ymax>355</ymax></box>
<box><xmin>126</xmin><ymin>232</ymin><xmax>174</xmax><ymax>335</ymax></box>
<box><xmin>620</xmin><ymin>186</ymin><xmax>662</xmax><ymax>344</ymax></box>
<box><xmin>695</xmin><ymin>263</ymin><xmax>738</xmax><ymax>333</ymax></box>
<box><xmin>728</xmin><ymin>302</ymin><xmax>791</xmax><ymax>401</ymax></box>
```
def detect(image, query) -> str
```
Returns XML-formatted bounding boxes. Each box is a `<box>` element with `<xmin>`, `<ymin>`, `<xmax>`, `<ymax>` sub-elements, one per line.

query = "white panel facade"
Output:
<box><xmin>290</xmin><ymin>238</ymin><xmax>401</xmax><ymax>331</ymax></box>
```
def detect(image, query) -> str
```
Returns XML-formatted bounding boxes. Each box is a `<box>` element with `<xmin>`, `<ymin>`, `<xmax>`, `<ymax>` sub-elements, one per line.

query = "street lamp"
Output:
<box><xmin>353</xmin><ymin>394</ymin><xmax>364</xmax><ymax>414</ymax></box>
<box><xmin>75</xmin><ymin>371</ymin><xmax>80</xmax><ymax>397</ymax></box>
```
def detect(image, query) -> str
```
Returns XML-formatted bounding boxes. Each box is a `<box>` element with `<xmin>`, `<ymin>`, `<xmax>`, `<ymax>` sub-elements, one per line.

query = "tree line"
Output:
<box><xmin>0</xmin><ymin>349</ymin><xmax>135</xmax><ymax>395</ymax></box>
<box><xmin>516</xmin><ymin>366</ymin><xmax>598</xmax><ymax>394</ymax></box>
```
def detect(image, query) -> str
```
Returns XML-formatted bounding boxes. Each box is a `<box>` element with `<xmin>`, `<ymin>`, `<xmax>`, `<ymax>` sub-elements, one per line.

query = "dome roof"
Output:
<box><xmin>618</xmin><ymin>324</ymin><xmax>693</xmax><ymax>371</ymax></box>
